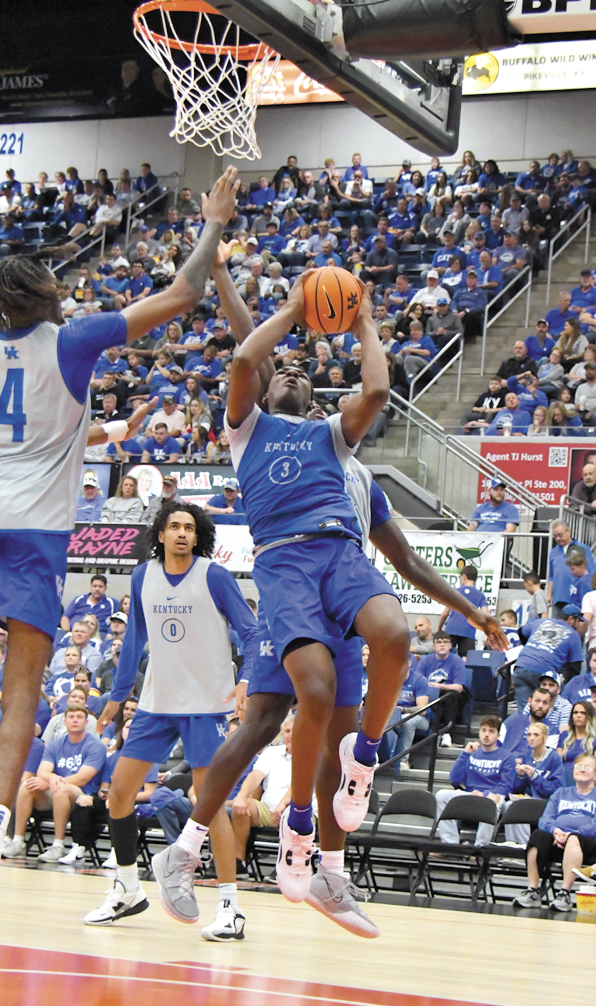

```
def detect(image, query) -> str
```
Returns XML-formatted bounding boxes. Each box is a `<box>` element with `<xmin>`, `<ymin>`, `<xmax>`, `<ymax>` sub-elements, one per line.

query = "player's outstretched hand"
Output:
<box><xmin>201</xmin><ymin>167</ymin><xmax>240</xmax><ymax>227</ymax></box>
<box><xmin>97</xmin><ymin>700</ymin><xmax>119</xmax><ymax>736</ymax></box>
<box><xmin>212</xmin><ymin>239</ymin><xmax>236</xmax><ymax>269</ymax></box>
<box><xmin>469</xmin><ymin>613</ymin><xmax>509</xmax><ymax>652</ymax></box>
<box><xmin>126</xmin><ymin>397</ymin><xmax>158</xmax><ymax>440</ymax></box>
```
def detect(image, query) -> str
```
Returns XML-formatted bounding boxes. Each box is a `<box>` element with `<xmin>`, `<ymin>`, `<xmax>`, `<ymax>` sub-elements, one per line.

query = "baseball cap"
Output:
<box><xmin>505</xmin><ymin>229</ymin><xmax>516</xmax><ymax>236</ymax></box>
<box><xmin>489</xmin><ymin>477</ymin><xmax>506</xmax><ymax>488</ymax></box>
<box><xmin>169</xmin><ymin>365</ymin><xmax>184</xmax><ymax>375</ymax></box>
<box><xmin>162</xmin><ymin>474</ymin><xmax>177</xmax><ymax>485</ymax></box>
<box><xmin>222</xmin><ymin>478</ymin><xmax>239</xmax><ymax>489</ymax></box>
<box><xmin>474</xmin><ymin>231</ymin><xmax>485</xmax><ymax>239</ymax></box>
<box><xmin>539</xmin><ymin>669</ymin><xmax>559</xmax><ymax>682</ymax></box>
<box><xmin>436</xmin><ymin>296</ymin><xmax>449</xmax><ymax>304</ymax></box>
<box><xmin>213</xmin><ymin>322</ymin><xmax>227</xmax><ymax>331</ymax></box>
<box><xmin>374</xmin><ymin>234</ymin><xmax>387</xmax><ymax>242</ymax></box>
<box><xmin>110</xmin><ymin>612</ymin><xmax>128</xmax><ymax>624</ymax></box>
<box><xmin>162</xmin><ymin>394</ymin><xmax>175</xmax><ymax>403</ymax></box>
<box><xmin>468</xmin><ymin>269</ymin><xmax>478</xmax><ymax>277</ymax></box>
<box><xmin>537</xmin><ymin>318</ymin><xmax>547</xmax><ymax>324</ymax></box>
<box><xmin>264</xmin><ymin>202</ymin><xmax>273</xmax><ymax>209</ymax></box>
<box><xmin>402</xmin><ymin>159</ymin><xmax>412</xmax><ymax>167</ymax></box>
<box><xmin>580</xmin><ymin>269</ymin><xmax>592</xmax><ymax>276</ymax></box>
<box><xmin>83</xmin><ymin>474</ymin><xmax>99</xmax><ymax>487</ymax></box>
<box><xmin>561</xmin><ymin>604</ymin><xmax>586</xmax><ymax>620</ymax></box>
<box><xmin>427</xmin><ymin>269</ymin><xmax>439</xmax><ymax>279</ymax></box>
<box><xmin>247</xmin><ymin>236</ymin><xmax>258</xmax><ymax>245</ymax></box>
<box><xmin>415</xmin><ymin>187</ymin><xmax>426</xmax><ymax>196</ymax></box>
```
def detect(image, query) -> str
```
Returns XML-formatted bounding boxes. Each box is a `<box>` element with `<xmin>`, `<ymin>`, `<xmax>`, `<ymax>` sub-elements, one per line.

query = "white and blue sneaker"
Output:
<box><xmin>333</xmin><ymin>733</ymin><xmax>376</xmax><ymax>833</ymax></box>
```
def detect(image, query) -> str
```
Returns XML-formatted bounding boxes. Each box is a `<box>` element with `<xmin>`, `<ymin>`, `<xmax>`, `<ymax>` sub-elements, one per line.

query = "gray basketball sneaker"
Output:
<box><xmin>305</xmin><ymin>864</ymin><xmax>380</xmax><ymax>938</ymax></box>
<box><xmin>152</xmin><ymin>844</ymin><xmax>200</xmax><ymax>923</ymax></box>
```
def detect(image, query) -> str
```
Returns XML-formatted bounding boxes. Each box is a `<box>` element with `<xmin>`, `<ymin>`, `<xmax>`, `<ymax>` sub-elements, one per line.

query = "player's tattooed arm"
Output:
<box><xmin>340</xmin><ymin>286</ymin><xmax>389</xmax><ymax>447</ymax></box>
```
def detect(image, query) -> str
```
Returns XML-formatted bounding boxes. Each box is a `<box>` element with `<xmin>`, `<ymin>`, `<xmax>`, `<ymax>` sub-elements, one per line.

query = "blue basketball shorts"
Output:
<box><xmin>122</xmin><ymin>708</ymin><xmax>228</xmax><ymax>768</ymax></box>
<box><xmin>0</xmin><ymin>530</ymin><xmax>70</xmax><ymax>638</ymax></box>
<box><xmin>252</xmin><ymin>535</ymin><xmax>396</xmax><ymax>662</ymax></box>
<box><xmin>247</xmin><ymin>621</ymin><xmax>365</xmax><ymax>707</ymax></box>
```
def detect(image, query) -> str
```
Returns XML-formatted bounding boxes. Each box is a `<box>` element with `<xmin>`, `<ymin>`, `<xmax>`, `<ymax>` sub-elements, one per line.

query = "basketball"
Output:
<box><xmin>302</xmin><ymin>266</ymin><xmax>362</xmax><ymax>335</ymax></box>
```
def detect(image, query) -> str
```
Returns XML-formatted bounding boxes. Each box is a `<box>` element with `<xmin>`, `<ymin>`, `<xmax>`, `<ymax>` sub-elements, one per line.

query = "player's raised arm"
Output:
<box><xmin>87</xmin><ymin>397</ymin><xmax>158</xmax><ymax>446</ymax></box>
<box><xmin>339</xmin><ymin>289</ymin><xmax>389</xmax><ymax>447</ymax></box>
<box><xmin>121</xmin><ymin>168</ymin><xmax>240</xmax><ymax>342</ymax></box>
<box><xmin>226</xmin><ymin>275</ymin><xmax>306</xmax><ymax>428</ymax></box>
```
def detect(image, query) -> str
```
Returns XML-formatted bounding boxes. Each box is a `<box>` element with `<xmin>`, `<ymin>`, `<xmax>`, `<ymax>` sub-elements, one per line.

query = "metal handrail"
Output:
<box><xmin>125</xmin><ymin>182</ymin><xmax>173</xmax><ymax>244</ymax></box>
<box><xmin>48</xmin><ymin>228</ymin><xmax>109</xmax><ymax>274</ymax></box>
<box><xmin>546</xmin><ymin>205</ymin><xmax>592</xmax><ymax>305</ymax></box>
<box><xmin>480</xmin><ymin>265</ymin><xmax>532</xmax><ymax>376</ymax></box>
<box><xmin>559</xmin><ymin>492</ymin><xmax>596</xmax><ymax>552</ymax></box>
<box><xmin>409</xmin><ymin>333</ymin><xmax>463</xmax><ymax>406</ymax></box>
<box><xmin>379</xmin><ymin>692</ymin><xmax>453</xmax><ymax>792</ymax></box>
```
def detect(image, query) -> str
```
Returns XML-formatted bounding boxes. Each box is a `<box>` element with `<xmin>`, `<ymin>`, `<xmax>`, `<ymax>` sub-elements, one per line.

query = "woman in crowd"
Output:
<box><xmin>419</xmin><ymin>198</ymin><xmax>447</xmax><ymax>244</ymax></box>
<box><xmin>527</xmin><ymin>405</ymin><xmax>550</xmax><ymax>437</ymax></box>
<box><xmin>452</xmin><ymin>150</ymin><xmax>479</xmax><ymax>183</ymax></box>
<box><xmin>343</xmin><ymin>224</ymin><xmax>365</xmax><ymax>265</ymax></box>
<box><xmin>101</xmin><ymin>697</ymin><xmax>140</xmax><ymax>749</ymax></box>
<box><xmin>206</xmin><ymin>430</ymin><xmax>232</xmax><ymax>465</ymax></box>
<box><xmin>402</xmin><ymin>169</ymin><xmax>425</xmax><ymax>196</ymax></box>
<box><xmin>118</xmin><ymin>596</ymin><xmax>130</xmax><ymax>617</ymax></box>
<box><xmin>567</xmin><ymin>344</ymin><xmax>596</xmax><ymax>389</ymax></box>
<box><xmin>100</xmin><ymin>476</ymin><xmax>144</xmax><ymax>524</ymax></box>
<box><xmin>280</xmin><ymin>207</ymin><xmax>304</xmax><ymax>237</ymax></box>
<box><xmin>135</xmin><ymin>468</ymin><xmax>157</xmax><ymax>508</ymax></box>
<box><xmin>147</xmin><ymin>349</ymin><xmax>176</xmax><ymax>391</ymax></box>
<box><xmin>97</xmin><ymin>169</ymin><xmax>114</xmax><ymax>196</ymax></box>
<box><xmin>548</xmin><ymin>401</ymin><xmax>585</xmax><ymax>437</ymax></box>
<box><xmin>504</xmin><ymin>721</ymin><xmax>566</xmax><ymax>844</ymax></box>
<box><xmin>558</xmin><ymin>701</ymin><xmax>596</xmax><ymax>784</ymax></box>
<box><xmin>442</xmin><ymin>200</ymin><xmax>470</xmax><ymax>244</ymax></box>
<box><xmin>476</xmin><ymin>159</ymin><xmax>506</xmax><ymax>203</ymax></box>
<box><xmin>537</xmin><ymin>347</ymin><xmax>566</xmax><ymax>398</ymax></box>
<box><xmin>185</xmin><ymin>425</ymin><xmax>209</xmax><ymax>464</ymax></box>
<box><xmin>453</xmin><ymin>169</ymin><xmax>479</xmax><ymax>200</ymax></box>
<box><xmin>183</xmin><ymin>397</ymin><xmax>212</xmax><ymax>438</ymax></box>
<box><xmin>272</xmin><ymin>176</ymin><xmax>296</xmax><ymax>213</ymax></box>
<box><xmin>395</xmin><ymin>301</ymin><xmax>425</xmax><ymax>338</ymax></box>
<box><xmin>177</xmin><ymin>374</ymin><xmax>202</xmax><ymax>409</ymax></box>
<box><xmin>427</xmin><ymin>171</ymin><xmax>453</xmax><ymax>208</ymax></box>
<box><xmin>556</xmin><ymin>317</ymin><xmax>588</xmax><ymax>368</ymax></box>
<box><xmin>73</xmin><ymin>287</ymin><xmax>103</xmax><ymax>317</ymax></box>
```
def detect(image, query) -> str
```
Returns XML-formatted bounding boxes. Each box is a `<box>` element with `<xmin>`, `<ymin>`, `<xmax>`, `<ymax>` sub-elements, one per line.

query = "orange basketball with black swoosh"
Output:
<box><xmin>302</xmin><ymin>266</ymin><xmax>362</xmax><ymax>335</ymax></box>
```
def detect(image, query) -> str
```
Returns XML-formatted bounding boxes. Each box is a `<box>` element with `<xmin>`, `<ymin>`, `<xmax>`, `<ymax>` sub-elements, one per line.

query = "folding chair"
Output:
<box><xmin>422</xmin><ymin>794</ymin><xmax>499</xmax><ymax>901</ymax></box>
<box><xmin>479</xmin><ymin>798</ymin><xmax>548</xmax><ymax>902</ymax></box>
<box><xmin>350</xmin><ymin>789</ymin><xmax>436</xmax><ymax>895</ymax></box>
<box><xmin>26</xmin><ymin>809</ymin><xmax>54</xmax><ymax>857</ymax></box>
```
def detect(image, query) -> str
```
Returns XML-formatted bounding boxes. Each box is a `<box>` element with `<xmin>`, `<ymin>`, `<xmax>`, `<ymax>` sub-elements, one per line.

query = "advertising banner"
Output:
<box><xmin>463</xmin><ymin>39</ymin><xmax>596</xmax><ymax>96</ymax></box>
<box><xmin>373</xmin><ymin>531</ymin><xmax>505</xmax><ymax>615</ymax></box>
<box><xmin>123</xmin><ymin>463</ymin><xmax>237</xmax><ymax>508</ymax></box>
<box><xmin>479</xmin><ymin>441</ymin><xmax>596</xmax><ymax>506</ymax></box>
<box><xmin>255</xmin><ymin>60</ymin><xmax>343</xmax><ymax>106</ymax></box>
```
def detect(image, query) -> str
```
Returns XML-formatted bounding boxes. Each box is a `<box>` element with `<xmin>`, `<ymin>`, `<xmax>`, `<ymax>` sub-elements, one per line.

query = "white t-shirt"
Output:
<box><xmin>582</xmin><ymin>589</ymin><xmax>596</xmax><ymax>646</ymax></box>
<box><xmin>148</xmin><ymin>409</ymin><xmax>185</xmax><ymax>435</ymax></box>
<box><xmin>345</xmin><ymin>179</ymin><xmax>373</xmax><ymax>196</ymax></box>
<box><xmin>253</xmin><ymin>744</ymin><xmax>292</xmax><ymax>811</ymax></box>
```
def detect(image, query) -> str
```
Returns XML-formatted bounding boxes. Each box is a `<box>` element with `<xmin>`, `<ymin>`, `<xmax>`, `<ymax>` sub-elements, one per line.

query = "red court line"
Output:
<box><xmin>0</xmin><ymin>944</ymin><xmax>487</xmax><ymax>1006</ymax></box>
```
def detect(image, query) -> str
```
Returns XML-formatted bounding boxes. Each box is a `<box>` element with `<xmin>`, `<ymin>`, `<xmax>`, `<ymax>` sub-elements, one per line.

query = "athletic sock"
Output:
<box><xmin>319</xmin><ymin>850</ymin><xmax>345</xmax><ymax>873</ymax></box>
<box><xmin>117</xmin><ymin>863</ymin><xmax>139</xmax><ymax>893</ymax></box>
<box><xmin>0</xmin><ymin>805</ymin><xmax>11</xmax><ymax>843</ymax></box>
<box><xmin>353</xmin><ymin>730</ymin><xmax>382</xmax><ymax>767</ymax></box>
<box><xmin>52</xmin><ymin>839</ymin><xmax>65</xmax><ymax>847</ymax></box>
<box><xmin>287</xmin><ymin>801</ymin><xmax>313</xmax><ymax>835</ymax></box>
<box><xmin>219</xmin><ymin>882</ymin><xmax>239</xmax><ymax>910</ymax></box>
<box><xmin>178</xmin><ymin>819</ymin><xmax>209</xmax><ymax>859</ymax></box>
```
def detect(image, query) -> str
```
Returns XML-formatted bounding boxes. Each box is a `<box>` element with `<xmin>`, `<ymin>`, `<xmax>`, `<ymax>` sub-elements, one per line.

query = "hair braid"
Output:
<box><xmin>0</xmin><ymin>255</ymin><xmax>58</xmax><ymax>319</ymax></box>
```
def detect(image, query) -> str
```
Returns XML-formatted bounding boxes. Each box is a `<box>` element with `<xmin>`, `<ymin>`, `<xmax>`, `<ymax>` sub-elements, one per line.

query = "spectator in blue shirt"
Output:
<box><xmin>373</xmin><ymin>180</ymin><xmax>399</xmax><ymax>216</ymax></box>
<box><xmin>485</xmin><ymin>213</ymin><xmax>507</xmax><ymax>251</ymax></box>
<box><xmin>125</xmin><ymin>261</ymin><xmax>153</xmax><ymax>304</ymax></box>
<box><xmin>548</xmin><ymin>521</ymin><xmax>596</xmax><ymax>615</ymax></box>
<box><xmin>134</xmin><ymin>163</ymin><xmax>159</xmax><ymax>195</ymax></box>
<box><xmin>431</xmin><ymin>230</ymin><xmax>466</xmax><ymax>274</ymax></box>
<box><xmin>435</xmin><ymin>715</ymin><xmax>516</xmax><ymax>844</ymax></box>
<box><xmin>418</xmin><ymin>632</ymin><xmax>466</xmax><ymax>747</ymax></box>
<box><xmin>0</xmin><ymin>214</ymin><xmax>24</xmax><ymax>256</ymax></box>
<box><xmin>397</xmin><ymin>321</ymin><xmax>436</xmax><ymax>382</ymax></box>
<box><xmin>477</xmin><ymin>160</ymin><xmax>506</xmax><ymax>203</ymax></box>
<box><xmin>477</xmin><ymin>250</ymin><xmax>504</xmax><ymax>299</ymax></box>
<box><xmin>424</xmin><ymin>157</ymin><xmax>442</xmax><ymax>192</ymax></box>
<box><xmin>92</xmin><ymin>346</ymin><xmax>128</xmax><ymax>384</ymax></box>
<box><xmin>363</xmin><ymin>217</ymin><xmax>397</xmax><ymax>253</ymax></box>
<box><xmin>363</xmin><ymin>236</ymin><xmax>398</xmax><ymax>289</ymax></box>
<box><xmin>391</xmin><ymin>655</ymin><xmax>432</xmax><ymax>774</ymax></box>
<box><xmin>483</xmin><ymin>392</ymin><xmax>532</xmax><ymax>436</ymax></box>
<box><xmin>5</xmin><ymin>168</ymin><xmax>21</xmax><ymax>194</ymax></box>
<box><xmin>438</xmin><ymin>565</ymin><xmax>488</xmax><ymax>659</ymax></box>
<box><xmin>465</xmin><ymin>231</ymin><xmax>488</xmax><ymax>271</ymax></box>
<box><xmin>100</xmin><ymin>265</ymin><xmax>130</xmax><ymax>310</ymax></box>
<box><xmin>450</xmin><ymin>270</ymin><xmax>488</xmax><ymax>338</ymax></box>
<box><xmin>203</xmin><ymin>479</ymin><xmax>248</xmax><ymax>525</ymax></box>
<box><xmin>189</xmin><ymin>343</ymin><xmax>223</xmax><ymax>390</ymax></box>
<box><xmin>388</xmin><ymin>197</ymin><xmax>417</xmax><ymax>246</ymax></box>
<box><xmin>515</xmin><ymin>161</ymin><xmax>543</xmax><ymax>195</ymax></box>
<box><xmin>562</xmin><ymin>648</ymin><xmax>596</xmax><ymax>706</ymax></box>
<box><xmin>570</xmin><ymin>270</ymin><xmax>596</xmax><ymax>314</ymax></box>
<box><xmin>513</xmin><ymin>607</ymin><xmax>586</xmax><ymax>711</ymax></box>
<box><xmin>493</xmin><ymin>231</ymin><xmax>527</xmax><ymax>283</ymax></box>
<box><xmin>525</xmin><ymin>319</ymin><xmax>556</xmax><ymax>362</ymax></box>
<box><xmin>385</xmin><ymin>274</ymin><xmax>415</xmax><ymax>316</ymax></box>
<box><xmin>246</xmin><ymin>176</ymin><xmax>276</xmax><ymax>210</ymax></box>
<box><xmin>342</xmin><ymin>152</ymin><xmax>369</xmax><ymax>182</ymax></box>
<box><xmin>470</xmin><ymin>477</ymin><xmax>520</xmax><ymax>531</ymax></box>
<box><xmin>566</xmin><ymin>550</ymin><xmax>593</xmax><ymax>607</ymax></box>
<box><xmin>75</xmin><ymin>473</ymin><xmax>105</xmax><ymax>523</ymax></box>
<box><xmin>257</xmin><ymin>221</ymin><xmax>286</xmax><ymax>258</ymax></box>
<box><xmin>312</xmin><ymin>240</ymin><xmax>342</xmax><ymax>268</ymax></box>
<box><xmin>61</xmin><ymin>575</ymin><xmax>119</xmax><ymax>634</ymax></box>
<box><xmin>506</xmin><ymin>372</ymin><xmax>549</xmax><ymax>411</ymax></box>
<box><xmin>141</xmin><ymin>424</ymin><xmax>180</xmax><ymax>463</ymax></box>
<box><xmin>152</xmin><ymin>208</ymin><xmax>185</xmax><ymax>241</ymax></box>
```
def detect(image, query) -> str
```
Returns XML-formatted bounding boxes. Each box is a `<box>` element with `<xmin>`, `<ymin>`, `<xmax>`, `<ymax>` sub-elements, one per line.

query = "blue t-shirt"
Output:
<box><xmin>24</xmin><ymin>736</ymin><xmax>45</xmax><ymax>775</ymax></box>
<box><xmin>75</xmin><ymin>495</ymin><xmax>104</xmax><ymax>522</ymax></box>
<box><xmin>250</xmin><ymin>186</ymin><xmax>276</xmax><ymax>206</ymax></box>
<box><xmin>569</xmin><ymin>572</ymin><xmax>593</xmax><ymax>606</ymax></box>
<box><xmin>432</xmin><ymin>246</ymin><xmax>466</xmax><ymax>271</ymax></box>
<box><xmin>400</xmin><ymin>336</ymin><xmax>436</xmax><ymax>360</ymax></box>
<box><xmin>512</xmin><ymin>745</ymin><xmax>566</xmax><ymax>799</ymax></box>
<box><xmin>505</xmin><ymin>378</ymin><xmax>549</xmax><ymax>411</ymax></box>
<box><xmin>101</xmin><ymin>276</ymin><xmax>130</xmax><ymax>296</ymax></box>
<box><xmin>545</xmin><ymin>307</ymin><xmax>576</xmax><ymax>336</ymax></box>
<box><xmin>127</xmin><ymin>274</ymin><xmax>153</xmax><ymax>299</ymax></box>
<box><xmin>517</xmin><ymin>618</ymin><xmax>584</xmax><ymax>676</ymax></box>
<box><xmin>143</xmin><ymin>436</ymin><xmax>180</xmax><ymax>461</ymax></box>
<box><xmin>369</xmin><ymin>478</ymin><xmax>392</xmax><ymax>530</ymax></box>
<box><xmin>470</xmin><ymin>498</ymin><xmax>520</xmax><ymax>531</ymax></box>
<box><xmin>539</xmin><ymin>785</ymin><xmax>596</xmax><ymax>838</ymax></box>
<box><xmin>562</xmin><ymin>672</ymin><xmax>596</xmax><ymax>706</ymax></box>
<box><xmin>417</xmin><ymin>651</ymin><xmax>466</xmax><ymax>687</ymax></box>
<box><xmin>274</xmin><ymin>334</ymin><xmax>298</xmax><ymax>357</ymax></box>
<box><xmin>524</xmin><ymin>334</ymin><xmax>556</xmax><ymax>362</ymax></box>
<box><xmin>257</xmin><ymin>234</ymin><xmax>286</xmax><ymax>255</ymax></box>
<box><xmin>549</xmin><ymin>539</ymin><xmax>596</xmax><ymax>605</ymax></box>
<box><xmin>107</xmin><ymin>438</ymin><xmax>144</xmax><ymax>459</ymax></box>
<box><xmin>444</xmin><ymin>584</ymin><xmax>487</xmax><ymax>638</ymax></box>
<box><xmin>399</xmin><ymin>665</ymin><xmax>431</xmax><ymax>715</ymax></box>
<box><xmin>569</xmin><ymin>285</ymin><xmax>596</xmax><ymax>311</ymax></box>
<box><xmin>388</xmin><ymin>210</ymin><xmax>417</xmax><ymax>231</ymax></box>
<box><xmin>450</xmin><ymin>746</ymin><xmax>516</xmax><ymax>796</ymax></box>
<box><xmin>42</xmin><ymin>732</ymin><xmax>106</xmax><ymax>794</ymax></box>
<box><xmin>102</xmin><ymin>749</ymin><xmax>159</xmax><ymax>786</ymax></box>
<box><xmin>190</xmin><ymin>355</ymin><xmax>223</xmax><ymax>381</ymax></box>
<box><xmin>208</xmin><ymin>493</ymin><xmax>248</xmax><ymax>526</ymax></box>
<box><xmin>93</xmin><ymin>355</ymin><xmax>127</xmax><ymax>380</ymax></box>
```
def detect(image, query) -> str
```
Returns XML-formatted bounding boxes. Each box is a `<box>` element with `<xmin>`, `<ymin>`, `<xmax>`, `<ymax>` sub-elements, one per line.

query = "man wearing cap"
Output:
<box><xmin>482</xmin><ymin>392</ymin><xmax>532</xmax><ymax>436</ymax></box>
<box><xmin>465</xmin><ymin>230</ymin><xmax>488</xmax><ymax>272</ymax></box>
<box><xmin>395</xmin><ymin>159</ymin><xmax>413</xmax><ymax>186</ymax></box>
<box><xmin>407</xmin><ymin>188</ymin><xmax>428</xmax><ymax>227</ymax></box>
<box><xmin>387</xmin><ymin>196</ymin><xmax>417</xmax><ymax>246</ymax></box>
<box><xmin>100</xmin><ymin>612</ymin><xmax>129</xmax><ymax>655</ymax></box>
<box><xmin>469</xmin><ymin>479</ymin><xmax>520</xmax><ymax>532</ymax></box>
<box><xmin>525</xmin><ymin>319</ymin><xmax>556</xmax><ymax>363</ymax></box>
<box><xmin>513</xmin><ymin>608</ymin><xmax>586</xmax><ymax>709</ymax></box>
<box><xmin>75</xmin><ymin>474</ymin><xmax>105</xmax><ymax>523</ymax></box>
<box><xmin>250</xmin><ymin>204</ymin><xmax>281</xmax><ymax>238</ymax></box>
<box><xmin>502</xmin><ymin>194</ymin><xmax>530</xmax><ymax>237</ymax></box>
<box><xmin>548</xmin><ymin>521</ymin><xmax>596</xmax><ymax>617</ymax></box>
<box><xmin>523</xmin><ymin>671</ymin><xmax>572</xmax><ymax>734</ymax></box>
<box><xmin>450</xmin><ymin>270</ymin><xmax>488</xmax><ymax>338</ymax></box>
<box><xmin>430</xmin><ymin>230</ymin><xmax>466</xmax><ymax>275</ymax></box>
<box><xmin>563</xmin><ymin>647</ymin><xmax>596</xmax><ymax>706</ymax></box>
<box><xmin>146</xmin><ymin>396</ymin><xmax>185</xmax><ymax>441</ymax></box>
<box><xmin>425</xmin><ymin>297</ymin><xmax>463</xmax><ymax>350</ymax></box>
<box><xmin>569</xmin><ymin>270</ymin><xmax>596</xmax><ymax>314</ymax></box>
<box><xmin>140</xmin><ymin>475</ymin><xmax>181</xmax><ymax>525</ymax></box>
<box><xmin>492</xmin><ymin>231</ymin><xmax>527</xmax><ymax>283</ymax></box>
<box><xmin>257</xmin><ymin>220</ymin><xmax>286</xmax><ymax>263</ymax></box>
<box><xmin>406</xmin><ymin>270</ymin><xmax>450</xmax><ymax>314</ymax></box>
<box><xmin>203</xmin><ymin>481</ymin><xmax>247</xmax><ymax>526</ymax></box>
<box><xmin>61</xmin><ymin>575</ymin><xmax>119</xmax><ymax>634</ymax></box>
<box><xmin>203</xmin><ymin>322</ymin><xmax>237</xmax><ymax>361</ymax></box>
<box><xmin>574</xmin><ymin>364</ymin><xmax>596</xmax><ymax>424</ymax></box>
<box><xmin>362</xmin><ymin>236</ymin><xmax>398</xmax><ymax>289</ymax></box>
<box><xmin>506</xmin><ymin>371</ymin><xmax>548</xmax><ymax>411</ymax></box>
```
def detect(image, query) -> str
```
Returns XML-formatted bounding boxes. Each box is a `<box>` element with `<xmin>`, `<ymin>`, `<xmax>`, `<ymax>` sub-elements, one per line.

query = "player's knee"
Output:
<box><xmin>297</xmin><ymin>675</ymin><xmax>335</xmax><ymax>722</ymax></box>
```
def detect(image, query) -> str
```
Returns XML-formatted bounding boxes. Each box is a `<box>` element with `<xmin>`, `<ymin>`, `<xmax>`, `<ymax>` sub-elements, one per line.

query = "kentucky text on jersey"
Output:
<box><xmin>153</xmin><ymin>604</ymin><xmax>194</xmax><ymax>614</ymax></box>
<box><xmin>264</xmin><ymin>440</ymin><xmax>313</xmax><ymax>452</ymax></box>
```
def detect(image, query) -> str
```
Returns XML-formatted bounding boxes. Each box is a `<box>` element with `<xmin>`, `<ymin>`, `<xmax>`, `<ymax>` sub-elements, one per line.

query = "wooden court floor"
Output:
<box><xmin>0</xmin><ymin>864</ymin><xmax>592</xmax><ymax>1006</ymax></box>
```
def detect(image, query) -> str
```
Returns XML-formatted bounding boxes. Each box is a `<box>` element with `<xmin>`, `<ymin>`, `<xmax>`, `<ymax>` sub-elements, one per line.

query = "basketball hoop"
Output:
<box><xmin>133</xmin><ymin>0</ymin><xmax>280</xmax><ymax>160</ymax></box>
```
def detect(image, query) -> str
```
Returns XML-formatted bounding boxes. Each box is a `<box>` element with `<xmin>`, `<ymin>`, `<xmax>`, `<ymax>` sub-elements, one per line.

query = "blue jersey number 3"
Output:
<box><xmin>0</xmin><ymin>368</ymin><xmax>27</xmax><ymax>442</ymax></box>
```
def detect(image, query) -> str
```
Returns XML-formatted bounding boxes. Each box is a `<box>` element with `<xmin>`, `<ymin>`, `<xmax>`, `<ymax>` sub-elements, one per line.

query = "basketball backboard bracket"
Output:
<box><xmin>209</xmin><ymin>0</ymin><xmax>463</xmax><ymax>155</ymax></box>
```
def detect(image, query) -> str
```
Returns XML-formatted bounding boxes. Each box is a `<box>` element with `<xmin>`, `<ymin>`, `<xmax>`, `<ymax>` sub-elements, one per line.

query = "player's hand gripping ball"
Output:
<box><xmin>303</xmin><ymin>266</ymin><xmax>363</xmax><ymax>334</ymax></box>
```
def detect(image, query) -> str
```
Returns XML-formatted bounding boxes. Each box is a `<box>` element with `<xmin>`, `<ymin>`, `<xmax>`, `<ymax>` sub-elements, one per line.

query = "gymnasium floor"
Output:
<box><xmin>0</xmin><ymin>863</ymin><xmax>592</xmax><ymax>1006</ymax></box>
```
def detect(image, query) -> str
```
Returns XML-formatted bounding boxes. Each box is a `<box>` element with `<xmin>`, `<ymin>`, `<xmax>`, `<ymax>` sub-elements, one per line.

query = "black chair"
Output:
<box><xmin>349</xmin><ymin>789</ymin><xmax>436</xmax><ymax>895</ymax></box>
<box><xmin>478</xmin><ymin>798</ymin><xmax>548</xmax><ymax>902</ymax></box>
<box><xmin>422</xmin><ymin>794</ymin><xmax>499</xmax><ymax>901</ymax></box>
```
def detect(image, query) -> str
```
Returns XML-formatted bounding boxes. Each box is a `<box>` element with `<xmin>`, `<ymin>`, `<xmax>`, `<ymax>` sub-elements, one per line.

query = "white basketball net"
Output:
<box><xmin>134</xmin><ymin>4</ymin><xmax>280</xmax><ymax>160</ymax></box>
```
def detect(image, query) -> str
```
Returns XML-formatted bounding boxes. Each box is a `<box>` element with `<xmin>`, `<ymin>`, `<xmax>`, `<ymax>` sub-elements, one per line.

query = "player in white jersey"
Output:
<box><xmin>84</xmin><ymin>501</ymin><xmax>256</xmax><ymax>938</ymax></box>
<box><xmin>0</xmin><ymin>167</ymin><xmax>240</xmax><ymax>852</ymax></box>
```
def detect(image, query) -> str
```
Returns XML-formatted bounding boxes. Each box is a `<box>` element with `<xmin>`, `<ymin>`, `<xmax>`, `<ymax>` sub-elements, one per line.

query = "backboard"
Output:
<box><xmin>206</xmin><ymin>0</ymin><xmax>464</xmax><ymax>156</ymax></box>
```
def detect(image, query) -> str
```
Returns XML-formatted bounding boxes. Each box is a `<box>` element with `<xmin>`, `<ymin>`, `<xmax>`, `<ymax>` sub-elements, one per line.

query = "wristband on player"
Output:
<box><xmin>102</xmin><ymin>420</ymin><xmax>130</xmax><ymax>444</ymax></box>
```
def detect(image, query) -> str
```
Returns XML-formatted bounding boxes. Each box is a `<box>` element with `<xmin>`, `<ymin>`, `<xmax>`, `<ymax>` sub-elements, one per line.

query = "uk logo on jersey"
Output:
<box><xmin>260</xmin><ymin>639</ymin><xmax>275</xmax><ymax>658</ymax></box>
<box><xmin>216</xmin><ymin>722</ymin><xmax>227</xmax><ymax>738</ymax></box>
<box><xmin>56</xmin><ymin>575</ymin><xmax>64</xmax><ymax>600</ymax></box>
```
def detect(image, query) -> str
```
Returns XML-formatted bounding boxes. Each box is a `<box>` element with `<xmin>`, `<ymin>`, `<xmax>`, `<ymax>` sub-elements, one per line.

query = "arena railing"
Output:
<box><xmin>408</xmin><ymin>333</ymin><xmax>463</xmax><ymax>407</ymax></box>
<box><xmin>379</xmin><ymin>693</ymin><xmax>452</xmax><ymax>792</ymax></box>
<box><xmin>125</xmin><ymin>175</ymin><xmax>179</xmax><ymax>244</ymax></box>
<box><xmin>558</xmin><ymin>492</ymin><xmax>596</xmax><ymax>552</ymax></box>
<box><xmin>545</xmin><ymin>205</ymin><xmax>592</xmax><ymax>306</ymax></box>
<box><xmin>479</xmin><ymin>265</ymin><xmax>532</xmax><ymax>376</ymax></box>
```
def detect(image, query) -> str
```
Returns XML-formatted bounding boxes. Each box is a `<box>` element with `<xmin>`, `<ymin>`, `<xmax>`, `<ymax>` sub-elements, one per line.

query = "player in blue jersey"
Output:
<box><xmin>0</xmin><ymin>166</ymin><xmax>240</xmax><ymax>853</ymax></box>
<box><xmin>85</xmin><ymin>501</ymin><xmax>256</xmax><ymax>940</ymax></box>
